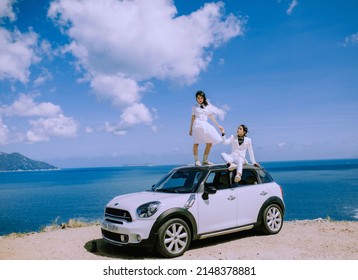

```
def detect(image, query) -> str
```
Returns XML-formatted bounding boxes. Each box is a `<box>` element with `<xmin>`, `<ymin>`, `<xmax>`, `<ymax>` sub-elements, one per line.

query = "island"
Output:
<box><xmin>0</xmin><ymin>152</ymin><xmax>57</xmax><ymax>171</ymax></box>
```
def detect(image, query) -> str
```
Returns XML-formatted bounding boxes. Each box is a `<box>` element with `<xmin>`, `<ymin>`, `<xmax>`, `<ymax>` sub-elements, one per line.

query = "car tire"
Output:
<box><xmin>261</xmin><ymin>204</ymin><xmax>283</xmax><ymax>234</ymax></box>
<box><xmin>155</xmin><ymin>218</ymin><xmax>191</xmax><ymax>258</ymax></box>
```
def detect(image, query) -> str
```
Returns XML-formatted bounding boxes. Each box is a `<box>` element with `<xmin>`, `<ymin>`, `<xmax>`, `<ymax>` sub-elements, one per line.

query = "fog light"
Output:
<box><xmin>137</xmin><ymin>235</ymin><xmax>142</xmax><ymax>242</ymax></box>
<box><xmin>120</xmin><ymin>234</ymin><xmax>128</xmax><ymax>242</ymax></box>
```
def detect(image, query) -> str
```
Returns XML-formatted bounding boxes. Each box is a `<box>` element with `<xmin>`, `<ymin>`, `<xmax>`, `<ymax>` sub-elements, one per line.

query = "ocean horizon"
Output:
<box><xmin>0</xmin><ymin>158</ymin><xmax>357</xmax><ymax>236</ymax></box>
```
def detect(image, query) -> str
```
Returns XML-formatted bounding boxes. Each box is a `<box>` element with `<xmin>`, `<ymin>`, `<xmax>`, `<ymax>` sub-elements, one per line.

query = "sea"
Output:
<box><xmin>0</xmin><ymin>158</ymin><xmax>357</xmax><ymax>236</ymax></box>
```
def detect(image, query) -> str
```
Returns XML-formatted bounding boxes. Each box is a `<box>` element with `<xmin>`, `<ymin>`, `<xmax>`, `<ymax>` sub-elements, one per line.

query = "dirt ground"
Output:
<box><xmin>1</xmin><ymin>219</ymin><xmax>357</xmax><ymax>260</ymax></box>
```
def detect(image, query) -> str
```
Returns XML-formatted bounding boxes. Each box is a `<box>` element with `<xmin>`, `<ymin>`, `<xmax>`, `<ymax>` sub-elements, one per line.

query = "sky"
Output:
<box><xmin>0</xmin><ymin>0</ymin><xmax>357</xmax><ymax>168</ymax></box>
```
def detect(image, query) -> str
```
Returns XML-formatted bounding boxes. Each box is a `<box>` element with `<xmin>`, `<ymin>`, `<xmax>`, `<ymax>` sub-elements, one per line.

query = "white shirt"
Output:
<box><xmin>222</xmin><ymin>135</ymin><xmax>257</xmax><ymax>164</ymax></box>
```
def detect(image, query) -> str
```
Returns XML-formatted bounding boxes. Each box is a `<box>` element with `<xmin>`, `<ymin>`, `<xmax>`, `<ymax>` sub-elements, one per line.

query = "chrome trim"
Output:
<box><xmin>198</xmin><ymin>225</ymin><xmax>254</xmax><ymax>240</ymax></box>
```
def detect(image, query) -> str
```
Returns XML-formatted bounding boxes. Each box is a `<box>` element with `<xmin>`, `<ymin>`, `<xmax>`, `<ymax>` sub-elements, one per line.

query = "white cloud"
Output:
<box><xmin>112</xmin><ymin>130</ymin><xmax>127</xmax><ymax>137</ymax></box>
<box><xmin>0</xmin><ymin>28</ymin><xmax>40</xmax><ymax>83</ymax></box>
<box><xmin>90</xmin><ymin>74</ymin><xmax>142</xmax><ymax>107</ymax></box>
<box><xmin>85</xmin><ymin>126</ymin><xmax>93</xmax><ymax>133</ymax></box>
<box><xmin>120</xmin><ymin>103</ymin><xmax>154</xmax><ymax>126</ymax></box>
<box><xmin>0</xmin><ymin>95</ymin><xmax>78</xmax><ymax>143</ymax></box>
<box><xmin>33</xmin><ymin>68</ymin><xmax>53</xmax><ymax>87</ymax></box>
<box><xmin>278</xmin><ymin>142</ymin><xmax>287</xmax><ymax>149</ymax></box>
<box><xmin>48</xmin><ymin>0</ymin><xmax>244</xmax><ymax>129</ymax></box>
<box><xmin>39</xmin><ymin>39</ymin><xmax>53</xmax><ymax>58</ymax></box>
<box><xmin>151</xmin><ymin>125</ymin><xmax>160</xmax><ymax>133</ymax></box>
<box><xmin>286</xmin><ymin>0</ymin><xmax>298</xmax><ymax>15</ymax></box>
<box><xmin>103</xmin><ymin>121</ymin><xmax>127</xmax><ymax>137</ymax></box>
<box><xmin>27</xmin><ymin>114</ymin><xmax>78</xmax><ymax>142</ymax></box>
<box><xmin>343</xmin><ymin>32</ymin><xmax>358</xmax><ymax>47</ymax></box>
<box><xmin>0</xmin><ymin>0</ymin><xmax>16</xmax><ymax>21</ymax></box>
<box><xmin>0</xmin><ymin>1</ymin><xmax>50</xmax><ymax>84</ymax></box>
<box><xmin>1</xmin><ymin>94</ymin><xmax>61</xmax><ymax>117</ymax></box>
<box><xmin>0</xmin><ymin>118</ymin><xmax>10</xmax><ymax>145</ymax></box>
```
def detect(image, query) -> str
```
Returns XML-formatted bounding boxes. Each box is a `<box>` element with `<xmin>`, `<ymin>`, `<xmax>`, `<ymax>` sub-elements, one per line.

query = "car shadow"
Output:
<box><xmin>84</xmin><ymin>238</ymin><xmax>158</xmax><ymax>259</ymax></box>
<box><xmin>84</xmin><ymin>228</ymin><xmax>265</xmax><ymax>259</ymax></box>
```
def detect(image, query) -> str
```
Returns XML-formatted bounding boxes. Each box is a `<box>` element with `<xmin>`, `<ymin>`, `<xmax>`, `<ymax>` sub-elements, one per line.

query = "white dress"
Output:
<box><xmin>191</xmin><ymin>104</ymin><xmax>222</xmax><ymax>144</ymax></box>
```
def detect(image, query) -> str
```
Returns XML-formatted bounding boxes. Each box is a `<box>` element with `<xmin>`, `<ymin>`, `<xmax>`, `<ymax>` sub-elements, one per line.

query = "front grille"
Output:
<box><xmin>105</xmin><ymin>207</ymin><xmax>132</xmax><ymax>222</ymax></box>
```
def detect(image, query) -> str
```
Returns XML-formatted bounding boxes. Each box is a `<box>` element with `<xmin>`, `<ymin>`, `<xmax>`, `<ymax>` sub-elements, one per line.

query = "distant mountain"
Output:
<box><xmin>0</xmin><ymin>152</ymin><xmax>57</xmax><ymax>171</ymax></box>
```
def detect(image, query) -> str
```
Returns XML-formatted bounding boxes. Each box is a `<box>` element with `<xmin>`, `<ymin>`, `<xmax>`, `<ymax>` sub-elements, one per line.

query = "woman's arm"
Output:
<box><xmin>189</xmin><ymin>115</ymin><xmax>195</xmax><ymax>136</ymax></box>
<box><xmin>247</xmin><ymin>139</ymin><xmax>260</xmax><ymax>166</ymax></box>
<box><xmin>222</xmin><ymin>134</ymin><xmax>233</xmax><ymax>145</ymax></box>
<box><xmin>208</xmin><ymin>114</ymin><xmax>224</xmax><ymax>133</ymax></box>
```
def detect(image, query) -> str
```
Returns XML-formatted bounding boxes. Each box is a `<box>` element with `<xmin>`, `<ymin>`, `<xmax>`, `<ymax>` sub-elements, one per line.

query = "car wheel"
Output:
<box><xmin>155</xmin><ymin>218</ymin><xmax>191</xmax><ymax>258</ymax></box>
<box><xmin>261</xmin><ymin>204</ymin><xmax>283</xmax><ymax>234</ymax></box>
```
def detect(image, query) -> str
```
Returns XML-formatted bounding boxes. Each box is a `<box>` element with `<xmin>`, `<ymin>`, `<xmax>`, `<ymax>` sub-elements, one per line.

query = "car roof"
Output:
<box><xmin>173</xmin><ymin>163</ymin><xmax>263</xmax><ymax>172</ymax></box>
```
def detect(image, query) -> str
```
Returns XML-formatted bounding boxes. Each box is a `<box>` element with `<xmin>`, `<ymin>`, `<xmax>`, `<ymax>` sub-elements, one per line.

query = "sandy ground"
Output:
<box><xmin>0</xmin><ymin>219</ymin><xmax>357</xmax><ymax>260</ymax></box>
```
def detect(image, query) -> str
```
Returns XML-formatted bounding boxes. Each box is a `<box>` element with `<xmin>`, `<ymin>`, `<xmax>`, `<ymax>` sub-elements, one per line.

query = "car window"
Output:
<box><xmin>205</xmin><ymin>170</ymin><xmax>231</xmax><ymax>190</ymax></box>
<box><xmin>238</xmin><ymin>170</ymin><xmax>258</xmax><ymax>185</ymax></box>
<box><xmin>257</xmin><ymin>169</ymin><xmax>274</xmax><ymax>183</ymax></box>
<box><xmin>153</xmin><ymin>170</ymin><xmax>204</xmax><ymax>193</ymax></box>
<box><xmin>205</xmin><ymin>172</ymin><xmax>216</xmax><ymax>186</ymax></box>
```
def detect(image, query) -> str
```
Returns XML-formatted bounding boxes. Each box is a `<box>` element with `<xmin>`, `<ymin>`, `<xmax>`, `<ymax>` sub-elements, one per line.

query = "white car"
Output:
<box><xmin>101</xmin><ymin>164</ymin><xmax>285</xmax><ymax>258</ymax></box>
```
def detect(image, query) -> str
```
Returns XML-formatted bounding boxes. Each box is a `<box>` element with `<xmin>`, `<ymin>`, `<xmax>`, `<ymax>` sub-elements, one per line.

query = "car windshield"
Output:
<box><xmin>152</xmin><ymin>169</ymin><xmax>205</xmax><ymax>193</ymax></box>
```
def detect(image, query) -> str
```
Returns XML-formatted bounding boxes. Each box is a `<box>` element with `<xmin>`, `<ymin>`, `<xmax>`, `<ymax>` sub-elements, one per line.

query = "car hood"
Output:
<box><xmin>106</xmin><ymin>191</ymin><xmax>193</xmax><ymax>215</ymax></box>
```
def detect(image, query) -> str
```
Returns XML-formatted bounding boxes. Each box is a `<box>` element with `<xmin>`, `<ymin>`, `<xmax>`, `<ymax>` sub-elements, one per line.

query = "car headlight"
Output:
<box><xmin>136</xmin><ymin>201</ymin><xmax>161</xmax><ymax>218</ymax></box>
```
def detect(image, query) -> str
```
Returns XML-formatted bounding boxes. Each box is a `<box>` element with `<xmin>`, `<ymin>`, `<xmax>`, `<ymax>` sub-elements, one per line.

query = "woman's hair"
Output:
<box><xmin>239</xmin><ymin>124</ymin><xmax>248</xmax><ymax>136</ymax></box>
<box><xmin>196</xmin><ymin>90</ymin><xmax>208</xmax><ymax>106</ymax></box>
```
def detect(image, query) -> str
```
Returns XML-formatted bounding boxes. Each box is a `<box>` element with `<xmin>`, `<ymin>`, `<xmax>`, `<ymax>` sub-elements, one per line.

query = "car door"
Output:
<box><xmin>236</xmin><ymin>169</ymin><xmax>269</xmax><ymax>226</ymax></box>
<box><xmin>197</xmin><ymin>170</ymin><xmax>237</xmax><ymax>234</ymax></box>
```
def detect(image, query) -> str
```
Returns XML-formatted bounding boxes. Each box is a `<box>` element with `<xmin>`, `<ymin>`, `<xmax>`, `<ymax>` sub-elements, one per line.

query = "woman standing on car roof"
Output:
<box><xmin>189</xmin><ymin>90</ymin><xmax>224</xmax><ymax>166</ymax></box>
<box><xmin>221</xmin><ymin>124</ymin><xmax>260</xmax><ymax>182</ymax></box>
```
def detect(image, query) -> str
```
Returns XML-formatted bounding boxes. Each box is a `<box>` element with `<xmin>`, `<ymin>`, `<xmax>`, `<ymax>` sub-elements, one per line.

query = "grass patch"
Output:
<box><xmin>40</xmin><ymin>217</ymin><xmax>101</xmax><ymax>232</ymax></box>
<box><xmin>2</xmin><ymin>218</ymin><xmax>101</xmax><ymax>238</ymax></box>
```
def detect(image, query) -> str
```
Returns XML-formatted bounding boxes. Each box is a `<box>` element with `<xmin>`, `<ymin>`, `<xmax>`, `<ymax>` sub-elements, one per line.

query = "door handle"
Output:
<box><xmin>260</xmin><ymin>191</ymin><xmax>267</xmax><ymax>196</ymax></box>
<box><xmin>227</xmin><ymin>195</ymin><xmax>236</xmax><ymax>200</ymax></box>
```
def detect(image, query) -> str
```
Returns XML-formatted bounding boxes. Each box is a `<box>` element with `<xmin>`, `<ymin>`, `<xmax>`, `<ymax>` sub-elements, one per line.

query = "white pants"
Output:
<box><xmin>221</xmin><ymin>152</ymin><xmax>245</xmax><ymax>175</ymax></box>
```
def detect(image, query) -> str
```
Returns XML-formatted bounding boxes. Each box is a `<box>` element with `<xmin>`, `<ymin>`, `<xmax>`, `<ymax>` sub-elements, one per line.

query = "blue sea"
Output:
<box><xmin>0</xmin><ymin>159</ymin><xmax>357</xmax><ymax>236</ymax></box>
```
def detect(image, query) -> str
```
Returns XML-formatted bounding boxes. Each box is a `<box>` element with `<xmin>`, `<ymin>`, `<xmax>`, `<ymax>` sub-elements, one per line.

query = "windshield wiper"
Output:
<box><xmin>155</xmin><ymin>188</ymin><xmax>177</xmax><ymax>193</ymax></box>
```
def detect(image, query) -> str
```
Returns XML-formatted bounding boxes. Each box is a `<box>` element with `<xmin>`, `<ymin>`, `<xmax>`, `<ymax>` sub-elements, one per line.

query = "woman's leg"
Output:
<box><xmin>193</xmin><ymin>143</ymin><xmax>200</xmax><ymax>165</ymax></box>
<box><xmin>202</xmin><ymin>143</ymin><xmax>213</xmax><ymax>165</ymax></box>
<box><xmin>221</xmin><ymin>152</ymin><xmax>232</xmax><ymax>163</ymax></box>
<box><xmin>234</xmin><ymin>157</ymin><xmax>245</xmax><ymax>182</ymax></box>
<box><xmin>221</xmin><ymin>153</ymin><xmax>237</xmax><ymax>170</ymax></box>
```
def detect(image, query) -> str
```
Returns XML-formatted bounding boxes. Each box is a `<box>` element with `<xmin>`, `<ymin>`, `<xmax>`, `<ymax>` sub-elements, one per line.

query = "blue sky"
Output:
<box><xmin>0</xmin><ymin>0</ymin><xmax>357</xmax><ymax>168</ymax></box>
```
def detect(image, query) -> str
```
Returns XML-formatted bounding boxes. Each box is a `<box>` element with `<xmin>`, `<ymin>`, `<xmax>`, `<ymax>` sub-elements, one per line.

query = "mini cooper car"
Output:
<box><xmin>101</xmin><ymin>164</ymin><xmax>285</xmax><ymax>258</ymax></box>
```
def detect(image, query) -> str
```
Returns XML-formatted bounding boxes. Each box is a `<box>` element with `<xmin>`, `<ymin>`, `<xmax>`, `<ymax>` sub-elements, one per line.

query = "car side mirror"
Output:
<box><xmin>202</xmin><ymin>186</ymin><xmax>217</xmax><ymax>200</ymax></box>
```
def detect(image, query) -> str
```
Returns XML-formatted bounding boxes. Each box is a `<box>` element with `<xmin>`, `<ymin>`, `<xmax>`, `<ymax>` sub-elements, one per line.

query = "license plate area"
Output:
<box><xmin>102</xmin><ymin>221</ymin><xmax>119</xmax><ymax>232</ymax></box>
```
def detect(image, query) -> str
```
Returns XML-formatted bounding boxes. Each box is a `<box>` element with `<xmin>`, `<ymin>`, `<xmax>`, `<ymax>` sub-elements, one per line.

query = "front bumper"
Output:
<box><xmin>101</xmin><ymin>219</ymin><xmax>156</xmax><ymax>248</ymax></box>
